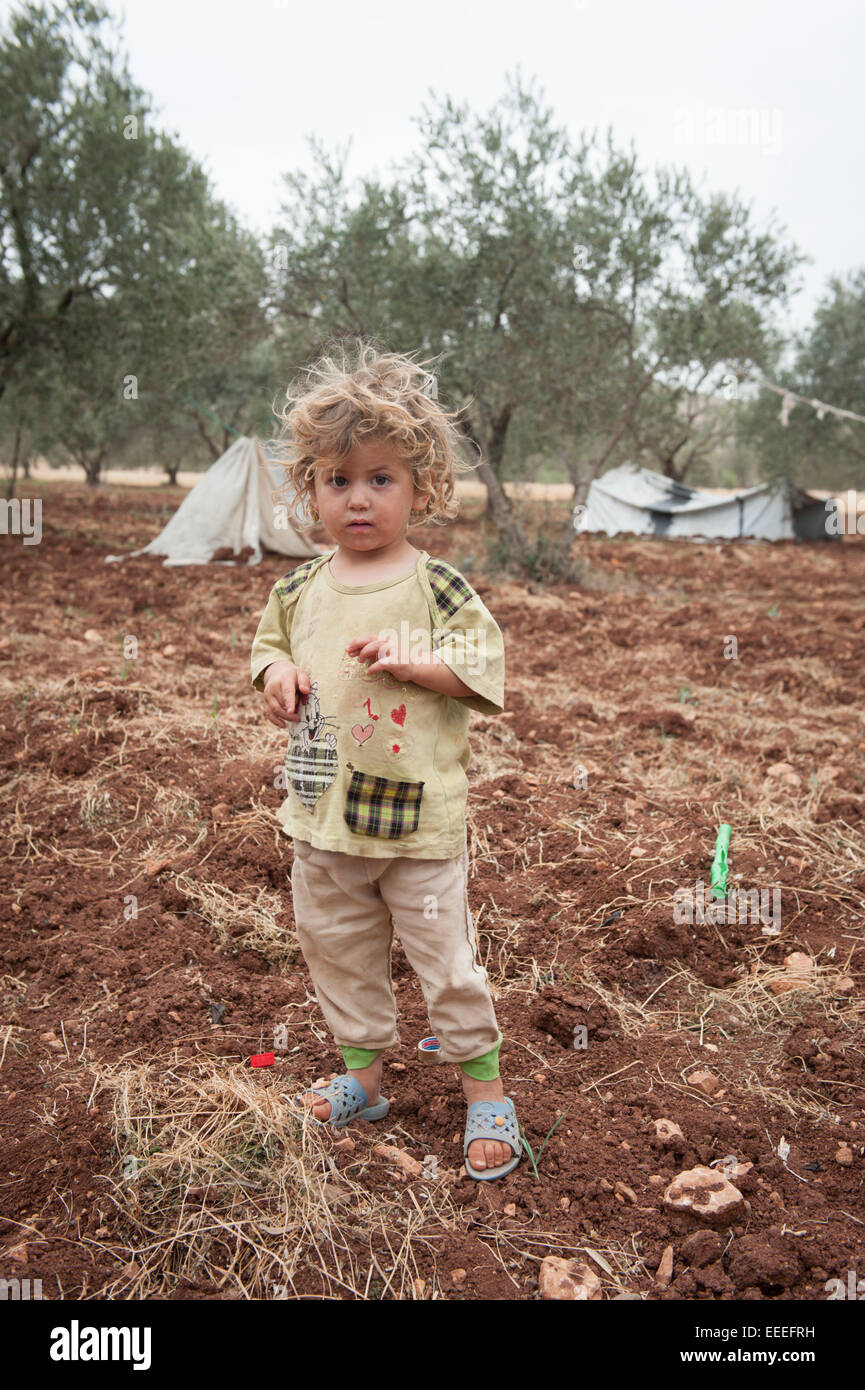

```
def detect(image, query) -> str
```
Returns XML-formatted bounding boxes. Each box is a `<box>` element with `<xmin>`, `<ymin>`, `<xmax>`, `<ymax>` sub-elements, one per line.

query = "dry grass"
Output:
<box><xmin>88</xmin><ymin>1052</ymin><xmax>465</xmax><ymax>1300</ymax></box>
<box><xmin>175</xmin><ymin>874</ymin><xmax>298</xmax><ymax>967</ymax></box>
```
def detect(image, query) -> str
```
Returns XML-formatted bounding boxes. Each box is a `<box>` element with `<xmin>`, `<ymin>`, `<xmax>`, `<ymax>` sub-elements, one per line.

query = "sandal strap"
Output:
<box><xmin>309</xmin><ymin>1074</ymin><xmax>368</xmax><ymax>1124</ymax></box>
<box><xmin>464</xmin><ymin>1098</ymin><xmax>519</xmax><ymax>1154</ymax></box>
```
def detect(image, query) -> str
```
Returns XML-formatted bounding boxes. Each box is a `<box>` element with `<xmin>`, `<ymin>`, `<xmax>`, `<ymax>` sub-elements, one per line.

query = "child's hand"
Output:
<box><xmin>346</xmin><ymin>634</ymin><xmax>413</xmax><ymax>683</ymax></box>
<box><xmin>262</xmin><ymin>661</ymin><xmax>311</xmax><ymax>728</ymax></box>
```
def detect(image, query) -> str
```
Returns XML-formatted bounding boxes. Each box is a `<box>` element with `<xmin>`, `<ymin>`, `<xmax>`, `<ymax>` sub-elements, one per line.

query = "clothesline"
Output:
<box><xmin>753</xmin><ymin>378</ymin><xmax>865</xmax><ymax>428</ymax></box>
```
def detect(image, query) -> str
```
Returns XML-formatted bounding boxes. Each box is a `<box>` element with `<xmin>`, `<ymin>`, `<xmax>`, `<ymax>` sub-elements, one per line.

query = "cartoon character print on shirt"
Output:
<box><xmin>285</xmin><ymin>680</ymin><xmax>339</xmax><ymax>812</ymax></box>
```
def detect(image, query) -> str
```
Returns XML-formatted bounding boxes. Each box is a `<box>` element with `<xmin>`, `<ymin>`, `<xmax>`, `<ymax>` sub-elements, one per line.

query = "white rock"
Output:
<box><xmin>663</xmin><ymin>1166</ymin><xmax>746</xmax><ymax>1225</ymax></box>
<box><xmin>539</xmin><ymin>1256</ymin><xmax>602</xmax><ymax>1301</ymax></box>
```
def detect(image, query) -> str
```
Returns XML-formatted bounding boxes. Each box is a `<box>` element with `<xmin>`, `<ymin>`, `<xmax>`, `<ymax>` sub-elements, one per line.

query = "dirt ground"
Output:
<box><xmin>1</xmin><ymin>481</ymin><xmax>863</xmax><ymax>1302</ymax></box>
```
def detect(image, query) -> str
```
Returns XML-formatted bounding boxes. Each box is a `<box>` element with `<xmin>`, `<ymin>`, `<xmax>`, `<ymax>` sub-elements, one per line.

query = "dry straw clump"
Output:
<box><xmin>89</xmin><ymin>1054</ymin><xmax>460</xmax><ymax>1300</ymax></box>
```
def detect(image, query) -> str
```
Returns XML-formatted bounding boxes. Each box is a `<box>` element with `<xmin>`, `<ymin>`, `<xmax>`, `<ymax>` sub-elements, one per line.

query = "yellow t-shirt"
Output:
<box><xmin>250</xmin><ymin>550</ymin><xmax>505</xmax><ymax>858</ymax></box>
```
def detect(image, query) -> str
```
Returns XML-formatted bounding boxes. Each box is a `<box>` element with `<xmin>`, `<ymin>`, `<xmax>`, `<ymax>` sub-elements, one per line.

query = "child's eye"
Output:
<box><xmin>326</xmin><ymin>474</ymin><xmax>391</xmax><ymax>487</ymax></box>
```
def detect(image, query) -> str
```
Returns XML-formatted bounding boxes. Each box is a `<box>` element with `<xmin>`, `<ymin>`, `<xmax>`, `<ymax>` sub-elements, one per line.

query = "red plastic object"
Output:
<box><xmin>250</xmin><ymin>1052</ymin><xmax>275</xmax><ymax>1068</ymax></box>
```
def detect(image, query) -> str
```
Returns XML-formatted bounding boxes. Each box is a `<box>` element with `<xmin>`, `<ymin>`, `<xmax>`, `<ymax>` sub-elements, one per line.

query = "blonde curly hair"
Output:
<box><xmin>270</xmin><ymin>341</ymin><xmax>477</xmax><ymax>530</ymax></box>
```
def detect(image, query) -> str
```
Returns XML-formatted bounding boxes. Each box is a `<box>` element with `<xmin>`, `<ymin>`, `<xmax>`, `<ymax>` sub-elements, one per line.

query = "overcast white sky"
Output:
<box><xmin>57</xmin><ymin>0</ymin><xmax>865</xmax><ymax>338</ymax></box>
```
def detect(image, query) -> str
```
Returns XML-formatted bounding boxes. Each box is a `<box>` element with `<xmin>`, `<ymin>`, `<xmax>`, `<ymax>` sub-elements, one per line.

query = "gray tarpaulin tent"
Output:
<box><xmin>575</xmin><ymin>464</ymin><xmax>839</xmax><ymax>541</ymax></box>
<box><xmin>106</xmin><ymin>436</ymin><xmax>326</xmax><ymax>566</ymax></box>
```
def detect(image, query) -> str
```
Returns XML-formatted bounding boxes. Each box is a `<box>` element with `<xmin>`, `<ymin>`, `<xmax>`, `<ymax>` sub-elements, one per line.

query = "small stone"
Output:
<box><xmin>701</xmin><ymin>1042</ymin><xmax>719</xmax><ymax>1053</ymax></box>
<box><xmin>710</xmin><ymin>1158</ymin><xmax>753</xmax><ymax>1180</ymax></box>
<box><xmin>388</xmin><ymin>1061</ymin><xmax>407</xmax><ymax>1071</ymax></box>
<box><xmin>765</xmin><ymin>761</ymin><xmax>801</xmax><ymax>787</ymax></box>
<box><xmin>332</xmin><ymin>1136</ymin><xmax>355</xmax><ymax>1152</ymax></box>
<box><xmin>656</xmin><ymin>1245</ymin><xmax>674</xmax><ymax>1286</ymax></box>
<box><xmin>412</xmin><ymin>1277</ymin><xmax>427</xmax><ymax>1299</ymax></box>
<box><xmin>84</xmin><ymin>629</ymin><xmax>101</xmax><ymax>643</ymax></box>
<box><xmin>450</xmin><ymin>1268</ymin><xmax>467</xmax><ymax>1285</ymax></box>
<box><xmin>770</xmin><ymin>953</ymin><xmax>814</xmax><ymax>995</ymax></box>
<box><xmin>559</xmin><ymin>1196</ymin><xmax>571</xmax><ymax>1211</ymax></box>
<box><xmin>95</xmin><ymin>1226</ymin><xmax>110</xmax><ymax>1238</ymax></box>
<box><xmin>615</xmin><ymin>1181</ymin><xmax>637</xmax><ymax>1204</ymax></box>
<box><xmin>653</xmin><ymin>1118</ymin><xmax>685</xmax><ymax>1147</ymax></box>
<box><xmin>533</xmin><ymin>1072</ymin><xmax>547</xmax><ymax>1083</ymax></box>
<box><xmin>373</xmin><ymin>1143</ymin><xmax>423</xmax><ymax>1177</ymax></box>
<box><xmin>600</xmin><ymin>1177</ymin><xmax>614</xmax><ymax>1191</ymax></box>
<box><xmin>167</xmin><ymin>1010</ymin><xmax>182</xmax><ymax>1024</ymax></box>
<box><xmin>539</xmin><ymin>1256</ymin><xmax>602</xmax><ymax>1301</ymax></box>
<box><xmin>145</xmin><ymin>857</ymin><xmax>173</xmax><ymax>877</ymax></box>
<box><xmin>785</xmin><ymin>951</ymin><xmax>813</xmax><ymax>975</ymax></box>
<box><xmin>504</xmin><ymin>1202</ymin><xmax>517</xmax><ymax>1217</ymax></box>
<box><xmin>687</xmin><ymin>1069</ymin><xmax>720</xmax><ymax>1096</ymax></box>
<box><xmin>162</xmin><ymin>644</ymin><xmax>176</xmax><ymax>656</ymax></box>
<box><xmin>664</xmin><ymin>1166</ymin><xmax>746</xmax><ymax>1226</ymax></box>
<box><xmin>835</xmin><ymin>1145</ymin><xmax>853</xmax><ymax>1166</ymax></box>
<box><xmin>834</xmin><ymin>977</ymin><xmax>855</xmax><ymax>996</ymax></box>
<box><xmin>648</xmin><ymin>1175</ymin><xmax>665</xmax><ymax>1186</ymax></box>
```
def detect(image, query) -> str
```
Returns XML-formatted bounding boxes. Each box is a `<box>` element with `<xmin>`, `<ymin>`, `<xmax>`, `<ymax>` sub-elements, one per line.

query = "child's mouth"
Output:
<box><xmin>348</xmin><ymin>521</ymin><xmax>373</xmax><ymax>528</ymax></box>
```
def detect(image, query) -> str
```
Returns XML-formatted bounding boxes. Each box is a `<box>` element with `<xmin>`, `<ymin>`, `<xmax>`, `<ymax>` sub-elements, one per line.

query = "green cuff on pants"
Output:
<box><xmin>458</xmin><ymin>1032</ymin><xmax>503</xmax><ymax>1081</ymax></box>
<box><xmin>341</xmin><ymin>1046</ymin><xmax>381</xmax><ymax>1070</ymax></box>
<box><xmin>341</xmin><ymin>1036</ymin><xmax>503</xmax><ymax>1079</ymax></box>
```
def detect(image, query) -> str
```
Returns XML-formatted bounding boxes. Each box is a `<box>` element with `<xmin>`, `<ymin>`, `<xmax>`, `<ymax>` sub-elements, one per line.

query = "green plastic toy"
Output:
<box><xmin>710</xmin><ymin>823</ymin><xmax>732</xmax><ymax>900</ymax></box>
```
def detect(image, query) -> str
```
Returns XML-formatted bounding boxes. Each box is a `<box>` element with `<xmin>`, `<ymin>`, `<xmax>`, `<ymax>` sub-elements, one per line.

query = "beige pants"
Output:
<box><xmin>290</xmin><ymin>838</ymin><xmax>500</xmax><ymax>1063</ymax></box>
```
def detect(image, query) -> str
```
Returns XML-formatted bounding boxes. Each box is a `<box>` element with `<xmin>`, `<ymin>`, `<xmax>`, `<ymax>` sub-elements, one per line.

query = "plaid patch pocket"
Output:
<box><xmin>343</xmin><ymin>769</ymin><xmax>424</xmax><ymax>839</ymax></box>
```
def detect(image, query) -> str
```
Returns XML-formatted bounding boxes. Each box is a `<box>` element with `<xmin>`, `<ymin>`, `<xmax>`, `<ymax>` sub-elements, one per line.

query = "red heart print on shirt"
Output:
<box><xmin>391</xmin><ymin>704</ymin><xmax>407</xmax><ymax>727</ymax></box>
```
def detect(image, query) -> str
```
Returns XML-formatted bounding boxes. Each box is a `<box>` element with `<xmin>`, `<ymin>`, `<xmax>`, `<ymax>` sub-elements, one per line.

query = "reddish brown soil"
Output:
<box><xmin>1</xmin><ymin>482</ymin><xmax>863</xmax><ymax>1301</ymax></box>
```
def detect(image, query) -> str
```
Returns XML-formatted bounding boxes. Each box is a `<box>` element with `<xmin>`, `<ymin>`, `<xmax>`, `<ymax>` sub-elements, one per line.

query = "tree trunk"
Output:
<box><xmin>458</xmin><ymin>409</ymin><xmax>526</xmax><ymax>553</ymax></box>
<box><xmin>4</xmin><ymin>425</ymin><xmax>22</xmax><ymax>501</ymax></box>
<box><xmin>561</xmin><ymin>462</ymin><xmax>592</xmax><ymax>547</ymax></box>
<box><xmin>83</xmin><ymin>448</ymin><xmax>106</xmax><ymax>486</ymax></box>
<box><xmin>166</xmin><ymin>463</ymin><xmax>179</xmax><ymax>485</ymax></box>
<box><xmin>482</xmin><ymin>404</ymin><xmax>513</xmax><ymax>523</ymax></box>
<box><xmin>196</xmin><ymin>417</ymin><xmax>222</xmax><ymax>461</ymax></box>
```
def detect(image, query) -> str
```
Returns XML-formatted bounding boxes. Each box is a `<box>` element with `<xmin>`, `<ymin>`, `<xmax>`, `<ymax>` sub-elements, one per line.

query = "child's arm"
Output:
<box><xmin>404</xmin><ymin>654</ymin><xmax>474</xmax><ymax>699</ymax></box>
<box><xmin>251</xmin><ymin>587</ymin><xmax>310</xmax><ymax>729</ymax></box>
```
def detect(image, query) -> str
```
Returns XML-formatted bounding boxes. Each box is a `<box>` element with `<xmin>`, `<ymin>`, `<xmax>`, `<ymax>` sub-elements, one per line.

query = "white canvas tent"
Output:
<box><xmin>575</xmin><ymin>463</ymin><xmax>839</xmax><ymax>542</ymax></box>
<box><xmin>106</xmin><ymin>436</ymin><xmax>325</xmax><ymax>566</ymax></box>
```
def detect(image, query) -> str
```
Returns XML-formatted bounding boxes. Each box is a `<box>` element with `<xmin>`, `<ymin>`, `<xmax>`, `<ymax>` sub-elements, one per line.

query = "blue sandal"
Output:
<box><xmin>293</xmin><ymin>1074</ymin><xmax>390</xmax><ymax>1129</ymax></box>
<box><xmin>464</xmin><ymin>1097</ymin><xmax>522</xmax><ymax>1181</ymax></box>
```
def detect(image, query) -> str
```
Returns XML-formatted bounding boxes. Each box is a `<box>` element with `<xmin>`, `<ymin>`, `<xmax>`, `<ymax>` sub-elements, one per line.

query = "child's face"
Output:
<box><xmin>312</xmin><ymin>438</ymin><xmax>428</xmax><ymax>551</ymax></box>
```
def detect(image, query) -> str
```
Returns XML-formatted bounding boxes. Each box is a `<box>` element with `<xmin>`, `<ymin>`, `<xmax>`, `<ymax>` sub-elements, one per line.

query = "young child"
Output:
<box><xmin>250</xmin><ymin>344</ymin><xmax>520</xmax><ymax>1180</ymax></box>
